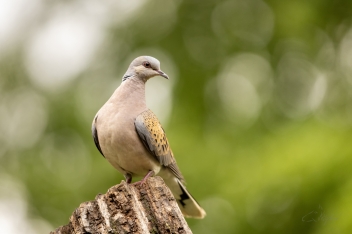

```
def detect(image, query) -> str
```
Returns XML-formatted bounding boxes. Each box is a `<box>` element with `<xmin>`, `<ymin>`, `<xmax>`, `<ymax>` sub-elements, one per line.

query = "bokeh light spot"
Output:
<box><xmin>25</xmin><ymin>10</ymin><xmax>104</xmax><ymax>92</ymax></box>
<box><xmin>214</xmin><ymin>53</ymin><xmax>273</xmax><ymax>128</ymax></box>
<box><xmin>212</xmin><ymin>0</ymin><xmax>274</xmax><ymax>47</ymax></box>
<box><xmin>0</xmin><ymin>88</ymin><xmax>47</xmax><ymax>151</ymax></box>
<box><xmin>0</xmin><ymin>175</ymin><xmax>53</xmax><ymax>233</ymax></box>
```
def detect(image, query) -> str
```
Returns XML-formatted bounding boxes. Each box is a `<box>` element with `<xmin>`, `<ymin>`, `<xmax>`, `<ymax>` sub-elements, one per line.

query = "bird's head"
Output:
<box><xmin>123</xmin><ymin>56</ymin><xmax>169</xmax><ymax>82</ymax></box>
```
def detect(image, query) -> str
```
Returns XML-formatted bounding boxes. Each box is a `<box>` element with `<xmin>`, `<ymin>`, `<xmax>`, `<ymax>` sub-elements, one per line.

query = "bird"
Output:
<box><xmin>91</xmin><ymin>56</ymin><xmax>206</xmax><ymax>219</ymax></box>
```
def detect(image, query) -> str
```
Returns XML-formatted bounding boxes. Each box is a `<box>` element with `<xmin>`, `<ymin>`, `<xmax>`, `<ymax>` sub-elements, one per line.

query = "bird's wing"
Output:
<box><xmin>92</xmin><ymin>115</ymin><xmax>105</xmax><ymax>158</ymax></box>
<box><xmin>135</xmin><ymin>109</ymin><xmax>184</xmax><ymax>181</ymax></box>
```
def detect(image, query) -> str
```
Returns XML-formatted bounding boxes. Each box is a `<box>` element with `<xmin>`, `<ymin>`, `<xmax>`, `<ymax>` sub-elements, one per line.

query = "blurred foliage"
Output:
<box><xmin>1</xmin><ymin>0</ymin><xmax>352</xmax><ymax>233</ymax></box>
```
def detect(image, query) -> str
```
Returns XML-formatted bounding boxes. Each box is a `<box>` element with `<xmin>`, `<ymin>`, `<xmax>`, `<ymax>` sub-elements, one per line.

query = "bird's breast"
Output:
<box><xmin>96</xmin><ymin>110</ymin><xmax>160</xmax><ymax>177</ymax></box>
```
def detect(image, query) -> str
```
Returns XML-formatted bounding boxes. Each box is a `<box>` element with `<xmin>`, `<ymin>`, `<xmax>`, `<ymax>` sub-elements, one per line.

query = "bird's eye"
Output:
<box><xmin>143</xmin><ymin>61</ymin><xmax>151</xmax><ymax>68</ymax></box>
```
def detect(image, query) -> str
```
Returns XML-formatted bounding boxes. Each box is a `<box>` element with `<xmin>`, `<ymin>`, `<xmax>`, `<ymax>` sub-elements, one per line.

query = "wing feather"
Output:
<box><xmin>92</xmin><ymin>115</ymin><xmax>105</xmax><ymax>158</ymax></box>
<box><xmin>135</xmin><ymin>110</ymin><xmax>184</xmax><ymax>181</ymax></box>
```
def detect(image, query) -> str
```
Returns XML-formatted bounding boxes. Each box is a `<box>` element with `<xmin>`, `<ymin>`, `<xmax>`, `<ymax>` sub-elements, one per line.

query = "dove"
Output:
<box><xmin>92</xmin><ymin>56</ymin><xmax>205</xmax><ymax>218</ymax></box>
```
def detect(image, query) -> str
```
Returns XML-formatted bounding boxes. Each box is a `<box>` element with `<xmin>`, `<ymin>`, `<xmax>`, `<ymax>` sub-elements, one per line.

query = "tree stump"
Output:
<box><xmin>50</xmin><ymin>176</ymin><xmax>193</xmax><ymax>234</ymax></box>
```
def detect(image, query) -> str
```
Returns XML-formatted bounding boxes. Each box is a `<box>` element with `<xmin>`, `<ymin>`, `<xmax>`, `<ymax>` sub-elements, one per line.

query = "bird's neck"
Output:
<box><xmin>110</xmin><ymin>77</ymin><xmax>147</xmax><ymax>112</ymax></box>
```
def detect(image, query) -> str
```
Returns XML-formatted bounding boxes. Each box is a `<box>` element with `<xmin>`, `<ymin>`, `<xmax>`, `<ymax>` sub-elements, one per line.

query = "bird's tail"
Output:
<box><xmin>159</xmin><ymin>169</ymin><xmax>206</xmax><ymax>219</ymax></box>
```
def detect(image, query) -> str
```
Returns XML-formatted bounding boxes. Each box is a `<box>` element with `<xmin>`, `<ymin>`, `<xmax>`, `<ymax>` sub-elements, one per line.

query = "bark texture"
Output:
<box><xmin>50</xmin><ymin>176</ymin><xmax>192</xmax><ymax>234</ymax></box>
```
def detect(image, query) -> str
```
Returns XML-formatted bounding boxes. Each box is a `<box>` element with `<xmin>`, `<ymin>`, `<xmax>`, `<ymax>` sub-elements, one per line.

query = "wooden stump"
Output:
<box><xmin>50</xmin><ymin>176</ymin><xmax>193</xmax><ymax>234</ymax></box>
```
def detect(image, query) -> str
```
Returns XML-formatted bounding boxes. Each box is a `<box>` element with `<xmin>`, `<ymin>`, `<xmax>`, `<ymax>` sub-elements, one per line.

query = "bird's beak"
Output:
<box><xmin>157</xmin><ymin>70</ymin><xmax>169</xmax><ymax>79</ymax></box>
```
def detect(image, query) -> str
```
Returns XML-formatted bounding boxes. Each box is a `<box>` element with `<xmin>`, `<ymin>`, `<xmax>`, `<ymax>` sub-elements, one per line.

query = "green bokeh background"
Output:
<box><xmin>1</xmin><ymin>0</ymin><xmax>352</xmax><ymax>233</ymax></box>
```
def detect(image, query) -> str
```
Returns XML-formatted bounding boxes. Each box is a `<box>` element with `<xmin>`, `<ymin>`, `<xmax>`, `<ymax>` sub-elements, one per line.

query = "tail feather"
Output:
<box><xmin>175</xmin><ymin>179</ymin><xmax>206</xmax><ymax>218</ymax></box>
<box><xmin>159</xmin><ymin>169</ymin><xmax>206</xmax><ymax>219</ymax></box>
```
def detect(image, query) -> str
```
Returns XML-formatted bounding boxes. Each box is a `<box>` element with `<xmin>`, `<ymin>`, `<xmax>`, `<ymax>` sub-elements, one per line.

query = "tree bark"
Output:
<box><xmin>50</xmin><ymin>176</ymin><xmax>192</xmax><ymax>234</ymax></box>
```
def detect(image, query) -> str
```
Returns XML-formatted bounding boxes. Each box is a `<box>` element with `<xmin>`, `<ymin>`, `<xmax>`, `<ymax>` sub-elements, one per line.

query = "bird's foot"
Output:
<box><xmin>125</xmin><ymin>173</ymin><xmax>132</xmax><ymax>184</ymax></box>
<box><xmin>132</xmin><ymin>171</ymin><xmax>154</xmax><ymax>186</ymax></box>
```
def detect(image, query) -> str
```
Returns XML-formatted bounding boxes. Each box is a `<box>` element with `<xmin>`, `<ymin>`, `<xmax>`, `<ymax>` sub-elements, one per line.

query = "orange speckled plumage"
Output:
<box><xmin>135</xmin><ymin>109</ymin><xmax>184</xmax><ymax>181</ymax></box>
<box><xmin>142</xmin><ymin>110</ymin><xmax>170</xmax><ymax>155</ymax></box>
